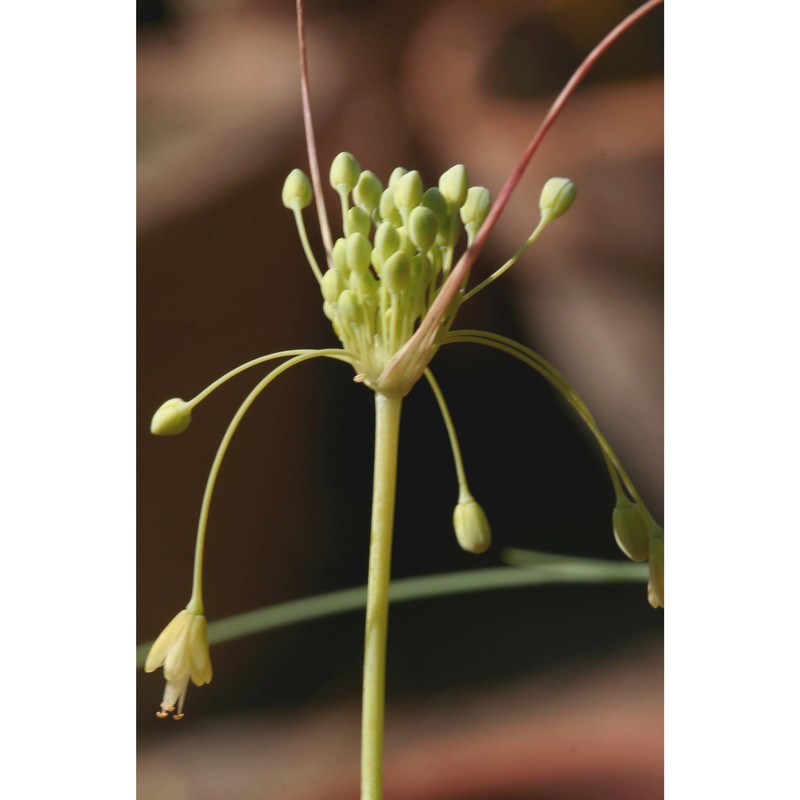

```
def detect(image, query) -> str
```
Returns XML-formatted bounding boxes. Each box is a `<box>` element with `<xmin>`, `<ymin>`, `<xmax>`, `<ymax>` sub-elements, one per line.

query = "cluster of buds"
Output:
<box><xmin>283</xmin><ymin>153</ymin><xmax>492</xmax><ymax>395</ymax></box>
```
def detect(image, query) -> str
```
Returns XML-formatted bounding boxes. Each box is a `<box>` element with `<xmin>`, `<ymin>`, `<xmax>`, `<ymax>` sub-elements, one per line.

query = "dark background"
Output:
<box><xmin>138</xmin><ymin>1</ymin><xmax>663</xmax><ymax>797</ymax></box>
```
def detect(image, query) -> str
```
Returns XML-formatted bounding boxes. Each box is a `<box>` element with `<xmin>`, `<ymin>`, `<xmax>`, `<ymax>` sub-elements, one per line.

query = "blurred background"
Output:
<box><xmin>137</xmin><ymin>0</ymin><xmax>663</xmax><ymax>797</ymax></box>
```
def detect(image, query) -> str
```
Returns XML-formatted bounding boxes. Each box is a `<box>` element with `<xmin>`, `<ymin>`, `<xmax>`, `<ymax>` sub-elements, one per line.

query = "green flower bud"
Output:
<box><xmin>321</xmin><ymin>267</ymin><xmax>347</xmax><ymax>304</ymax></box>
<box><xmin>322</xmin><ymin>300</ymin><xmax>337</xmax><ymax>321</ymax></box>
<box><xmin>436</xmin><ymin>212</ymin><xmax>460</xmax><ymax>248</ymax></box>
<box><xmin>332</xmin><ymin>238</ymin><xmax>349</xmax><ymax>271</ymax></box>
<box><xmin>408</xmin><ymin>206</ymin><xmax>438</xmax><ymax>250</ymax></box>
<box><xmin>382</xmin><ymin>251</ymin><xmax>410</xmax><ymax>293</ymax></box>
<box><xmin>353</xmin><ymin>170</ymin><xmax>383</xmax><ymax>212</ymax></box>
<box><xmin>345</xmin><ymin>206</ymin><xmax>371</xmax><ymax>238</ymax></box>
<box><xmin>612</xmin><ymin>496</ymin><xmax>650</xmax><ymax>562</ymax></box>
<box><xmin>453</xmin><ymin>495</ymin><xmax>491</xmax><ymax>554</ymax></box>
<box><xmin>337</xmin><ymin>289</ymin><xmax>363</xmax><ymax>326</ymax></box>
<box><xmin>539</xmin><ymin>177</ymin><xmax>576</xmax><ymax>221</ymax></box>
<box><xmin>460</xmin><ymin>186</ymin><xmax>492</xmax><ymax>234</ymax></box>
<box><xmin>375</xmin><ymin>220</ymin><xmax>400</xmax><ymax>257</ymax></box>
<box><xmin>330</xmin><ymin>152</ymin><xmax>361</xmax><ymax>193</ymax></box>
<box><xmin>395</xmin><ymin>226</ymin><xmax>417</xmax><ymax>259</ymax></box>
<box><xmin>281</xmin><ymin>168</ymin><xmax>313</xmax><ymax>210</ymax></box>
<box><xmin>438</xmin><ymin>164</ymin><xmax>469</xmax><ymax>207</ymax></box>
<box><xmin>346</xmin><ymin>232</ymin><xmax>372</xmax><ymax>273</ymax></box>
<box><xmin>151</xmin><ymin>398</ymin><xmax>192</xmax><ymax>436</ymax></box>
<box><xmin>394</xmin><ymin>170</ymin><xmax>423</xmax><ymax>210</ymax></box>
<box><xmin>421</xmin><ymin>186</ymin><xmax>448</xmax><ymax>224</ymax></box>
<box><xmin>371</xmin><ymin>222</ymin><xmax>397</xmax><ymax>273</ymax></box>
<box><xmin>388</xmin><ymin>166</ymin><xmax>407</xmax><ymax>188</ymax></box>
<box><xmin>378</xmin><ymin>188</ymin><xmax>401</xmax><ymax>227</ymax></box>
<box><xmin>648</xmin><ymin>527</ymin><xmax>664</xmax><ymax>609</ymax></box>
<box><xmin>349</xmin><ymin>268</ymin><xmax>378</xmax><ymax>304</ymax></box>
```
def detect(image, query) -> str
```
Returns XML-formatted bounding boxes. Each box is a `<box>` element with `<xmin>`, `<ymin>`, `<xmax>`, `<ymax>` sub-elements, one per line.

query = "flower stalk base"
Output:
<box><xmin>361</xmin><ymin>393</ymin><xmax>403</xmax><ymax>800</ymax></box>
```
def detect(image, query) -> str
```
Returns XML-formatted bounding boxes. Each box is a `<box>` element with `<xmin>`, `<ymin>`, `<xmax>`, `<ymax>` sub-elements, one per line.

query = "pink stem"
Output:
<box><xmin>296</xmin><ymin>0</ymin><xmax>333</xmax><ymax>263</ymax></box>
<box><xmin>378</xmin><ymin>0</ymin><xmax>664</xmax><ymax>389</ymax></box>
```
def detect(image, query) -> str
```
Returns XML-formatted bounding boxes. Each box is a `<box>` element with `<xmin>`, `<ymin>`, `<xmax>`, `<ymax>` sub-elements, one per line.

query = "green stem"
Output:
<box><xmin>445</xmin><ymin>330</ymin><xmax>655</xmax><ymax>521</ymax></box>
<box><xmin>461</xmin><ymin>217</ymin><xmax>548</xmax><ymax>302</ymax></box>
<box><xmin>186</xmin><ymin>349</ymin><xmax>353</xmax><ymax>615</ymax></box>
<box><xmin>423</xmin><ymin>369</ymin><xmax>469</xmax><ymax>492</ymax></box>
<box><xmin>361</xmin><ymin>393</ymin><xmax>403</xmax><ymax>800</ymax></box>
<box><xmin>136</xmin><ymin>556</ymin><xmax>647</xmax><ymax>668</ymax></box>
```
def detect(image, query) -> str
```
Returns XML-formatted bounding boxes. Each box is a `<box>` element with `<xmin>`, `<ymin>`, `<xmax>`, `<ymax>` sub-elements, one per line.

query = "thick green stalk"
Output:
<box><xmin>361</xmin><ymin>393</ymin><xmax>403</xmax><ymax>800</ymax></box>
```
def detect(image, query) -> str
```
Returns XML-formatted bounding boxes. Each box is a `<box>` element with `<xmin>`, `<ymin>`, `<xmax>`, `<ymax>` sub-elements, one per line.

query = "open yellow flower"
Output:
<box><xmin>144</xmin><ymin>609</ymin><xmax>212</xmax><ymax>719</ymax></box>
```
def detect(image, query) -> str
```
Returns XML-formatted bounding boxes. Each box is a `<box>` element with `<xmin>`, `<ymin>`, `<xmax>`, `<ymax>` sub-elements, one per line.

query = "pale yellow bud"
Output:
<box><xmin>353</xmin><ymin>170</ymin><xmax>383</xmax><ymax>212</ymax></box>
<box><xmin>281</xmin><ymin>168</ymin><xmax>313</xmax><ymax>210</ymax></box>
<box><xmin>648</xmin><ymin>528</ymin><xmax>664</xmax><ymax>609</ymax></box>
<box><xmin>332</xmin><ymin>237</ymin><xmax>349</xmax><ymax>271</ymax></box>
<box><xmin>321</xmin><ymin>267</ymin><xmax>347</xmax><ymax>304</ymax></box>
<box><xmin>346</xmin><ymin>232</ymin><xmax>372</xmax><ymax>273</ymax></box>
<box><xmin>539</xmin><ymin>177</ymin><xmax>576</xmax><ymax>221</ymax></box>
<box><xmin>460</xmin><ymin>186</ymin><xmax>492</xmax><ymax>236</ymax></box>
<box><xmin>337</xmin><ymin>289</ymin><xmax>364</xmax><ymax>325</ymax></box>
<box><xmin>438</xmin><ymin>164</ymin><xmax>469</xmax><ymax>207</ymax></box>
<box><xmin>421</xmin><ymin>186</ymin><xmax>448</xmax><ymax>224</ymax></box>
<box><xmin>394</xmin><ymin>170</ymin><xmax>424</xmax><ymax>210</ymax></box>
<box><xmin>388</xmin><ymin>166</ymin><xmax>408</xmax><ymax>188</ymax></box>
<box><xmin>378</xmin><ymin>187</ymin><xmax>401</xmax><ymax>227</ymax></box>
<box><xmin>345</xmin><ymin>206</ymin><xmax>371</xmax><ymax>238</ymax></box>
<box><xmin>151</xmin><ymin>398</ymin><xmax>192</xmax><ymax>436</ymax></box>
<box><xmin>453</xmin><ymin>495</ymin><xmax>491</xmax><ymax>554</ymax></box>
<box><xmin>330</xmin><ymin>152</ymin><xmax>361</xmax><ymax>193</ymax></box>
<box><xmin>382</xmin><ymin>251</ymin><xmax>410</xmax><ymax>293</ymax></box>
<box><xmin>612</xmin><ymin>496</ymin><xmax>650</xmax><ymax>562</ymax></box>
<box><xmin>409</xmin><ymin>206</ymin><xmax>438</xmax><ymax>250</ymax></box>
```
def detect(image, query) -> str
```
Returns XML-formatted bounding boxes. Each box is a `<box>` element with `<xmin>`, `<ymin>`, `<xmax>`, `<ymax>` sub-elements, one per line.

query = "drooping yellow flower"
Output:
<box><xmin>144</xmin><ymin>609</ymin><xmax>212</xmax><ymax>719</ymax></box>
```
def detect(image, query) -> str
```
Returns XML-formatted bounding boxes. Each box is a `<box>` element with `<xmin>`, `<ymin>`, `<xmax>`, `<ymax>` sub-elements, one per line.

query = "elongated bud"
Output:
<box><xmin>353</xmin><ymin>170</ymin><xmax>383</xmax><ymax>212</ymax></box>
<box><xmin>388</xmin><ymin>166</ymin><xmax>408</xmax><ymax>188</ymax></box>
<box><xmin>345</xmin><ymin>206</ymin><xmax>371</xmax><ymax>238</ymax></box>
<box><xmin>539</xmin><ymin>177</ymin><xmax>576</xmax><ymax>222</ymax></box>
<box><xmin>378</xmin><ymin>187</ymin><xmax>401</xmax><ymax>227</ymax></box>
<box><xmin>349</xmin><ymin>268</ymin><xmax>378</xmax><ymax>304</ymax></box>
<box><xmin>422</xmin><ymin>186</ymin><xmax>448</xmax><ymax>224</ymax></box>
<box><xmin>648</xmin><ymin>527</ymin><xmax>664</xmax><ymax>609</ymax></box>
<box><xmin>346</xmin><ymin>232</ymin><xmax>372</xmax><ymax>273</ymax></box>
<box><xmin>332</xmin><ymin>238</ymin><xmax>349</xmax><ymax>271</ymax></box>
<box><xmin>438</xmin><ymin>164</ymin><xmax>469</xmax><ymax>207</ymax></box>
<box><xmin>337</xmin><ymin>289</ymin><xmax>363</xmax><ymax>325</ymax></box>
<box><xmin>460</xmin><ymin>186</ymin><xmax>492</xmax><ymax>237</ymax></box>
<box><xmin>382</xmin><ymin>251</ymin><xmax>410</xmax><ymax>293</ymax></box>
<box><xmin>330</xmin><ymin>152</ymin><xmax>361</xmax><ymax>193</ymax></box>
<box><xmin>453</xmin><ymin>495</ymin><xmax>491</xmax><ymax>554</ymax></box>
<box><xmin>394</xmin><ymin>170</ymin><xmax>424</xmax><ymax>210</ymax></box>
<box><xmin>321</xmin><ymin>267</ymin><xmax>347</xmax><ymax>304</ymax></box>
<box><xmin>151</xmin><ymin>398</ymin><xmax>192</xmax><ymax>436</ymax></box>
<box><xmin>409</xmin><ymin>206</ymin><xmax>438</xmax><ymax>250</ymax></box>
<box><xmin>612</xmin><ymin>496</ymin><xmax>650</xmax><ymax>562</ymax></box>
<box><xmin>372</xmin><ymin>220</ymin><xmax>400</xmax><ymax>273</ymax></box>
<box><xmin>281</xmin><ymin>169</ymin><xmax>313</xmax><ymax>210</ymax></box>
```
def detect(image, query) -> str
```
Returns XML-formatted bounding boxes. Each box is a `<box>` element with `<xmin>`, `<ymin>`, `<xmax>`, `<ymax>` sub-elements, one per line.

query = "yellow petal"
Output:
<box><xmin>188</xmin><ymin>615</ymin><xmax>213</xmax><ymax>685</ymax></box>
<box><xmin>144</xmin><ymin>610</ymin><xmax>191</xmax><ymax>673</ymax></box>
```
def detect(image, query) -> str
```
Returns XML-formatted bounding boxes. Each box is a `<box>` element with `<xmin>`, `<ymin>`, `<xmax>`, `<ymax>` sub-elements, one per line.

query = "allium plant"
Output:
<box><xmin>142</xmin><ymin>1</ymin><xmax>664</xmax><ymax>797</ymax></box>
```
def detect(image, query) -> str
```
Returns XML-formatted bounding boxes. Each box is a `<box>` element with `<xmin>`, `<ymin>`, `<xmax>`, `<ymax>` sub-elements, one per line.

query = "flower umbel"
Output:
<box><xmin>286</xmin><ymin>154</ymin><xmax>493</xmax><ymax>397</ymax></box>
<box><xmin>144</xmin><ymin>609</ymin><xmax>212</xmax><ymax>719</ymax></box>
